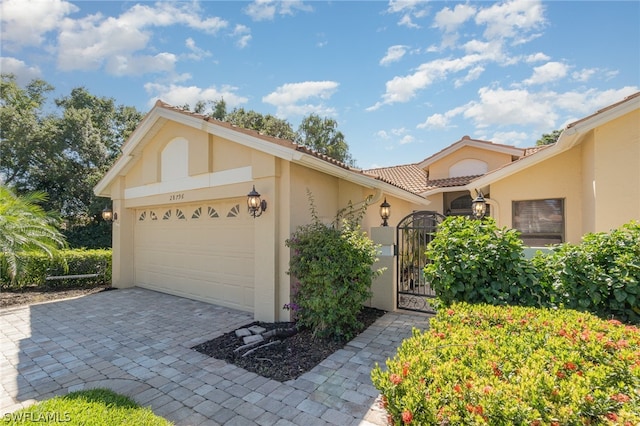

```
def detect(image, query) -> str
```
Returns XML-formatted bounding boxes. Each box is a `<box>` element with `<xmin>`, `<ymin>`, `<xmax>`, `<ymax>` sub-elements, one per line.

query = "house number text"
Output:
<box><xmin>169</xmin><ymin>193</ymin><xmax>185</xmax><ymax>201</ymax></box>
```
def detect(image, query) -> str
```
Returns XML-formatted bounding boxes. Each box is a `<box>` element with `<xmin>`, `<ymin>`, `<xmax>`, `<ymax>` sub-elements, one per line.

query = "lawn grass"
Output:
<box><xmin>2</xmin><ymin>388</ymin><xmax>172</xmax><ymax>425</ymax></box>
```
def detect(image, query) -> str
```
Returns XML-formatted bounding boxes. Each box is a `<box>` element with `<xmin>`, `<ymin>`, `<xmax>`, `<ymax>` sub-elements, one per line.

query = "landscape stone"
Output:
<box><xmin>235</xmin><ymin>329</ymin><xmax>252</xmax><ymax>338</ymax></box>
<box><xmin>243</xmin><ymin>334</ymin><xmax>264</xmax><ymax>345</ymax></box>
<box><xmin>248</xmin><ymin>325</ymin><xmax>267</xmax><ymax>335</ymax></box>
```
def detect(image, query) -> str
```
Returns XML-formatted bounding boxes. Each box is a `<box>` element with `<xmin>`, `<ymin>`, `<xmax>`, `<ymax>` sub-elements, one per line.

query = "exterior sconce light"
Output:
<box><xmin>471</xmin><ymin>191</ymin><xmax>487</xmax><ymax>219</ymax></box>
<box><xmin>247</xmin><ymin>185</ymin><xmax>267</xmax><ymax>218</ymax></box>
<box><xmin>379</xmin><ymin>198</ymin><xmax>391</xmax><ymax>226</ymax></box>
<box><xmin>101</xmin><ymin>206</ymin><xmax>116</xmax><ymax>221</ymax></box>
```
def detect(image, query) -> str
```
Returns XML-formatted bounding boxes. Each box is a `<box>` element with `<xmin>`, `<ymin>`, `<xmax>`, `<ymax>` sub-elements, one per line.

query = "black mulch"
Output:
<box><xmin>192</xmin><ymin>307</ymin><xmax>386</xmax><ymax>382</ymax></box>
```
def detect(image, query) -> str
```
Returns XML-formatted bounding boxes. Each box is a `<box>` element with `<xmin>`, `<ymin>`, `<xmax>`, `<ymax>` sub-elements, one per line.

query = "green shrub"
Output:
<box><xmin>285</xmin><ymin>194</ymin><xmax>382</xmax><ymax>340</ymax></box>
<box><xmin>424</xmin><ymin>216</ymin><xmax>545</xmax><ymax>308</ymax></box>
<box><xmin>534</xmin><ymin>221</ymin><xmax>640</xmax><ymax>324</ymax></box>
<box><xmin>371</xmin><ymin>303</ymin><xmax>640</xmax><ymax>425</ymax></box>
<box><xmin>0</xmin><ymin>249</ymin><xmax>111</xmax><ymax>290</ymax></box>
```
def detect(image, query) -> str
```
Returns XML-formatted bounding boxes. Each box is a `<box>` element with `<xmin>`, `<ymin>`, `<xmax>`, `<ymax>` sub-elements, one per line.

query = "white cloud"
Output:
<box><xmin>523</xmin><ymin>61</ymin><xmax>569</xmax><ymax>85</ymax></box>
<box><xmin>399</xmin><ymin>134</ymin><xmax>415</xmax><ymax>145</ymax></box>
<box><xmin>368</xmin><ymin>54</ymin><xmax>484</xmax><ymax>110</ymax></box>
<box><xmin>244</xmin><ymin>0</ymin><xmax>312</xmax><ymax>21</ymax></box>
<box><xmin>525</xmin><ymin>52</ymin><xmax>550</xmax><ymax>63</ymax></box>
<box><xmin>463</xmin><ymin>87</ymin><xmax>557</xmax><ymax>129</ymax></box>
<box><xmin>279</xmin><ymin>1</ymin><xmax>313</xmax><ymax>16</ymax></box>
<box><xmin>487</xmin><ymin>130</ymin><xmax>530</xmax><ymax>146</ymax></box>
<box><xmin>233</xmin><ymin>25</ymin><xmax>252</xmax><ymax>48</ymax></box>
<box><xmin>184</xmin><ymin>38</ymin><xmax>212</xmax><ymax>61</ymax></box>
<box><xmin>0</xmin><ymin>0</ymin><xmax>77</xmax><ymax>50</ymax></box>
<box><xmin>417</xmin><ymin>104</ymin><xmax>467</xmax><ymax>129</ymax></box>
<box><xmin>420</xmin><ymin>86</ymin><xmax>640</xmax><ymax>142</ymax></box>
<box><xmin>244</xmin><ymin>0</ymin><xmax>277</xmax><ymax>21</ymax></box>
<box><xmin>262</xmin><ymin>81</ymin><xmax>339</xmax><ymax>118</ymax></box>
<box><xmin>144</xmin><ymin>82</ymin><xmax>249</xmax><ymax>111</ymax></box>
<box><xmin>455</xmin><ymin>66</ymin><xmax>485</xmax><ymax>87</ymax></box>
<box><xmin>387</xmin><ymin>0</ymin><xmax>430</xmax><ymax>29</ymax></box>
<box><xmin>118</xmin><ymin>2</ymin><xmax>227</xmax><ymax>35</ymax></box>
<box><xmin>56</xmin><ymin>2</ymin><xmax>228</xmax><ymax>75</ymax></box>
<box><xmin>376</xmin><ymin>130</ymin><xmax>390</xmax><ymax>139</ymax></box>
<box><xmin>0</xmin><ymin>57</ymin><xmax>42</xmax><ymax>83</ymax></box>
<box><xmin>380</xmin><ymin>45</ymin><xmax>408</xmax><ymax>66</ymax></box>
<box><xmin>572</xmin><ymin>68</ymin><xmax>597</xmax><ymax>83</ymax></box>
<box><xmin>552</xmin><ymin>86</ymin><xmax>639</xmax><ymax>116</ymax></box>
<box><xmin>419</xmin><ymin>113</ymin><xmax>449</xmax><ymax>129</ymax></box>
<box><xmin>433</xmin><ymin>3</ymin><xmax>476</xmax><ymax>33</ymax></box>
<box><xmin>105</xmin><ymin>53</ymin><xmax>177</xmax><ymax>77</ymax></box>
<box><xmin>475</xmin><ymin>0</ymin><xmax>545</xmax><ymax>42</ymax></box>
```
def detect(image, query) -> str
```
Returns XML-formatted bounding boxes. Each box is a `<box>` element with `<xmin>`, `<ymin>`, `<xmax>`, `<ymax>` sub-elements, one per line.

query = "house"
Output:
<box><xmin>93</xmin><ymin>101</ymin><xmax>428</xmax><ymax>322</ymax></box>
<box><xmin>95</xmin><ymin>92</ymin><xmax>640</xmax><ymax>319</ymax></box>
<box><xmin>366</xmin><ymin>91</ymin><xmax>639</xmax><ymax>246</ymax></box>
<box><xmin>466</xmin><ymin>92</ymin><xmax>640</xmax><ymax>245</ymax></box>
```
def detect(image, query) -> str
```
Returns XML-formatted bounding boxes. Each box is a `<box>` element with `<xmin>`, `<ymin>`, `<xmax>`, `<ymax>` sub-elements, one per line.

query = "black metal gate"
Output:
<box><xmin>396</xmin><ymin>211</ymin><xmax>445</xmax><ymax>313</ymax></box>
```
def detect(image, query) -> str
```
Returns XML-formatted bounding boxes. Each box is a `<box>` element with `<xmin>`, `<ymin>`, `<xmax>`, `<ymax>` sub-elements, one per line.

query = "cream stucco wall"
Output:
<box><xmin>489</xmin><ymin>148</ymin><xmax>584</xmax><ymax>244</ymax></box>
<box><xmin>590</xmin><ymin>109</ymin><xmax>640</xmax><ymax>232</ymax></box>
<box><xmin>488</xmin><ymin>108</ymin><xmax>639</xmax><ymax>244</ymax></box>
<box><xmin>428</xmin><ymin>146</ymin><xmax>514</xmax><ymax>180</ymax></box>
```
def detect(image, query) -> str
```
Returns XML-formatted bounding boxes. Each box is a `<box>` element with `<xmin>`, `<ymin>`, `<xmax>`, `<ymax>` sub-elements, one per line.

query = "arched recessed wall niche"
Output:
<box><xmin>161</xmin><ymin>137</ymin><xmax>189</xmax><ymax>181</ymax></box>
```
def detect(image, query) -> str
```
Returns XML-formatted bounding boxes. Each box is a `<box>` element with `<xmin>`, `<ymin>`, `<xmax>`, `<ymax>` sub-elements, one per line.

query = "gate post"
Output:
<box><xmin>367</xmin><ymin>226</ymin><xmax>396</xmax><ymax>312</ymax></box>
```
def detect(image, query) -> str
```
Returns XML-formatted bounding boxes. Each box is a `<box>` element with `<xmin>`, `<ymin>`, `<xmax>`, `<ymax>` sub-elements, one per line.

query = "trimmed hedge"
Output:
<box><xmin>0</xmin><ymin>249</ymin><xmax>111</xmax><ymax>290</ymax></box>
<box><xmin>371</xmin><ymin>303</ymin><xmax>640</xmax><ymax>425</ymax></box>
<box><xmin>424</xmin><ymin>218</ymin><xmax>639</xmax><ymax>324</ymax></box>
<box><xmin>423</xmin><ymin>217</ymin><xmax>544</xmax><ymax>308</ymax></box>
<box><xmin>533</xmin><ymin>221</ymin><xmax>640</xmax><ymax>324</ymax></box>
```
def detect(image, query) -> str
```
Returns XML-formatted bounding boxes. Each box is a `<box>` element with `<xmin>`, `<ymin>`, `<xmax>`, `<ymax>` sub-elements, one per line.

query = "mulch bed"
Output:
<box><xmin>192</xmin><ymin>306</ymin><xmax>386</xmax><ymax>382</ymax></box>
<box><xmin>0</xmin><ymin>286</ymin><xmax>114</xmax><ymax>309</ymax></box>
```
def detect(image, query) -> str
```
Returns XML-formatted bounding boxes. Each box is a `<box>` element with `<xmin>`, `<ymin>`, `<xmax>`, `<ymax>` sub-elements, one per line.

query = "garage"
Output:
<box><xmin>133</xmin><ymin>199</ymin><xmax>255</xmax><ymax>313</ymax></box>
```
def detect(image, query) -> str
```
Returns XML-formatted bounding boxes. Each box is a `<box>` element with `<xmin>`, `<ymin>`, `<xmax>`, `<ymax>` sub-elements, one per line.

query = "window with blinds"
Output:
<box><xmin>512</xmin><ymin>199</ymin><xmax>564</xmax><ymax>246</ymax></box>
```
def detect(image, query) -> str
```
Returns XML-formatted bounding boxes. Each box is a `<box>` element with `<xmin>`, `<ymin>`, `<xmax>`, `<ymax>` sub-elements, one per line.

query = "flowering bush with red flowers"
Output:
<box><xmin>371</xmin><ymin>303</ymin><xmax>639</xmax><ymax>425</ymax></box>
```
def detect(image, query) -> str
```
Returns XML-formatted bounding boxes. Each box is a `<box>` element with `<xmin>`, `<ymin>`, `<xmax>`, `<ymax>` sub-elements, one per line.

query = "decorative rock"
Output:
<box><xmin>235</xmin><ymin>328</ymin><xmax>252</xmax><ymax>337</ymax></box>
<box><xmin>248</xmin><ymin>325</ymin><xmax>267</xmax><ymax>335</ymax></box>
<box><xmin>243</xmin><ymin>334</ymin><xmax>264</xmax><ymax>345</ymax></box>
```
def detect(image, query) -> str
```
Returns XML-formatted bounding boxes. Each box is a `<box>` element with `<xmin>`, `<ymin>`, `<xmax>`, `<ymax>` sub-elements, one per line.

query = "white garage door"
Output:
<box><xmin>133</xmin><ymin>200</ymin><xmax>255</xmax><ymax>313</ymax></box>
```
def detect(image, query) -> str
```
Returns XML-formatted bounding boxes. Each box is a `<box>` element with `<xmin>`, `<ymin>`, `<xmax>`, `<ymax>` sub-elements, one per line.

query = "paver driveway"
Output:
<box><xmin>0</xmin><ymin>288</ymin><xmax>431</xmax><ymax>425</ymax></box>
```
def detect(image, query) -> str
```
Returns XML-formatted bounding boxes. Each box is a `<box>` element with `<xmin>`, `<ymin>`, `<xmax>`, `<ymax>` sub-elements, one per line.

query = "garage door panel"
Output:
<box><xmin>133</xmin><ymin>202</ymin><xmax>255</xmax><ymax>312</ymax></box>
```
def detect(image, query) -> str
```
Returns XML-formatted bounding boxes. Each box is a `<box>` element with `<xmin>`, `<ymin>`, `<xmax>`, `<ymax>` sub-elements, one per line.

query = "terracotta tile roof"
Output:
<box><xmin>363</xmin><ymin>164</ymin><xmax>428</xmax><ymax>193</ymax></box>
<box><xmin>425</xmin><ymin>175</ymin><xmax>483</xmax><ymax>191</ymax></box>
<box><xmin>523</xmin><ymin>144</ymin><xmax>553</xmax><ymax>156</ymax></box>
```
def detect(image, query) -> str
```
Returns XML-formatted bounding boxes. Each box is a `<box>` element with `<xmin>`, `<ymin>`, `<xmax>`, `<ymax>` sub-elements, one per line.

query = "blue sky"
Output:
<box><xmin>2</xmin><ymin>0</ymin><xmax>638</xmax><ymax>169</ymax></box>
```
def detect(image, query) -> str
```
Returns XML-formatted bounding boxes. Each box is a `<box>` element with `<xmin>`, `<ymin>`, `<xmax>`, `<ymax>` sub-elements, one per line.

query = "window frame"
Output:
<box><xmin>512</xmin><ymin>198</ymin><xmax>565</xmax><ymax>246</ymax></box>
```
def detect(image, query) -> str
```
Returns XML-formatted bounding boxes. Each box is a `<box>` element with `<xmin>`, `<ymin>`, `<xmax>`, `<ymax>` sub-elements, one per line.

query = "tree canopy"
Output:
<box><xmin>295</xmin><ymin>114</ymin><xmax>354</xmax><ymax>166</ymax></box>
<box><xmin>536</xmin><ymin>129</ymin><xmax>562</xmax><ymax>146</ymax></box>
<box><xmin>1</xmin><ymin>74</ymin><xmax>143</xmax><ymax>248</ymax></box>
<box><xmin>186</xmin><ymin>99</ymin><xmax>356</xmax><ymax>166</ymax></box>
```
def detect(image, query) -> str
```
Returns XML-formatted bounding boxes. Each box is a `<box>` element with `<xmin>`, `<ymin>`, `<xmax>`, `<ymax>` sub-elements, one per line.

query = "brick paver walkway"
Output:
<box><xmin>0</xmin><ymin>288</ymin><xmax>431</xmax><ymax>425</ymax></box>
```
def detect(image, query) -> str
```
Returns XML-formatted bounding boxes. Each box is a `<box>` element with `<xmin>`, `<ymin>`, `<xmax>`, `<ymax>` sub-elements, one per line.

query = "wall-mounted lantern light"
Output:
<box><xmin>379</xmin><ymin>198</ymin><xmax>391</xmax><ymax>226</ymax></box>
<box><xmin>471</xmin><ymin>191</ymin><xmax>487</xmax><ymax>219</ymax></box>
<box><xmin>101</xmin><ymin>206</ymin><xmax>116</xmax><ymax>221</ymax></box>
<box><xmin>247</xmin><ymin>185</ymin><xmax>267</xmax><ymax>218</ymax></box>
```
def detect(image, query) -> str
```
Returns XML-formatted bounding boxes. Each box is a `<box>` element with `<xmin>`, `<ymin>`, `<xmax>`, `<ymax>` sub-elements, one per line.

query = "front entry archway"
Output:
<box><xmin>396</xmin><ymin>211</ymin><xmax>445</xmax><ymax>313</ymax></box>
